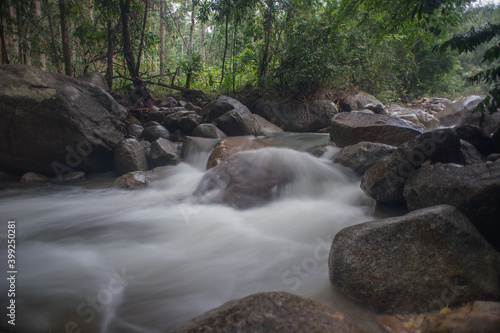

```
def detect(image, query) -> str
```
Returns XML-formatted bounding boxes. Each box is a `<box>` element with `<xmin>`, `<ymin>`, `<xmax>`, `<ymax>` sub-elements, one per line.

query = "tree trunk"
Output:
<box><xmin>259</xmin><ymin>0</ymin><xmax>274</xmax><ymax>88</ymax></box>
<box><xmin>119</xmin><ymin>0</ymin><xmax>138</xmax><ymax>82</ymax></box>
<box><xmin>58</xmin><ymin>0</ymin><xmax>72</xmax><ymax>76</ymax></box>
<box><xmin>36</xmin><ymin>1</ymin><xmax>46</xmax><ymax>70</ymax></box>
<box><xmin>106</xmin><ymin>19</ymin><xmax>114</xmax><ymax>91</ymax></box>
<box><xmin>159</xmin><ymin>0</ymin><xmax>165</xmax><ymax>80</ymax></box>
<box><xmin>43</xmin><ymin>0</ymin><xmax>61</xmax><ymax>73</ymax></box>
<box><xmin>220</xmin><ymin>15</ymin><xmax>229</xmax><ymax>86</ymax></box>
<box><xmin>9</xmin><ymin>6</ymin><xmax>17</xmax><ymax>63</ymax></box>
<box><xmin>185</xmin><ymin>0</ymin><xmax>196</xmax><ymax>89</ymax></box>
<box><xmin>0</xmin><ymin>16</ymin><xmax>10</xmax><ymax>64</ymax></box>
<box><xmin>135</xmin><ymin>0</ymin><xmax>149</xmax><ymax>75</ymax></box>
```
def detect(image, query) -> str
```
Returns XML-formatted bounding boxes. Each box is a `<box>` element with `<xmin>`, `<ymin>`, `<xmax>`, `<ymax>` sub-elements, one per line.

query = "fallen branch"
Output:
<box><xmin>119</xmin><ymin>75</ymin><xmax>191</xmax><ymax>92</ymax></box>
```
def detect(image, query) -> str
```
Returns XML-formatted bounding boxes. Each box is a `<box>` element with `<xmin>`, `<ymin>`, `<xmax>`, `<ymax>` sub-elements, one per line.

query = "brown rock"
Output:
<box><xmin>207</xmin><ymin>137</ymin><xmax>271</xmax><ymax>169</ymax></box>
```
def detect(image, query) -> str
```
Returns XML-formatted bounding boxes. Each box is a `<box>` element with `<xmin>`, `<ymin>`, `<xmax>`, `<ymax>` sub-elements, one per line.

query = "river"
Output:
<box><xmin>0</xmin><ymin>134</ymin><xmax>382</xmax><ymax>332</ymax></box>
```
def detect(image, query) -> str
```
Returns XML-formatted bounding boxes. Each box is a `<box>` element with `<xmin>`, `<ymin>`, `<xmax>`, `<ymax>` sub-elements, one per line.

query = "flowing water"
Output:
<box><xmin>0</xmin><ymin>134</ymin><xmax>382</xmax><ymax>332</ymax></box>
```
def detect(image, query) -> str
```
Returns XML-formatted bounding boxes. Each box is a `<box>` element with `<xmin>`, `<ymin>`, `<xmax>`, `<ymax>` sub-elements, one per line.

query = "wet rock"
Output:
<box><xmin>254</xmin><ymin>99</ymin><xmax>338</xmax><ymax>132</ymax></box>
<box><xmin>58</xmin><ymin>171</ymin><xmax>85</xmax><ymax>183</ymax></box>
<box><xmin>21</xmin><ymin>172</ymin><xmax>50</xmax><ymax>183</ymax></box>
<box><xmin>0</xmin><ymin>65</ymin><xmax>125</xmax><ymax>175</ymax></box>
<box><xmin>128</xmin><ymin>124</ymin><xmax>144</xmax><ymax>137</ymax></box>
<box><xmin>361</xmin><ymin>129</ymin><xmax>464</xmax><ymax>203</ymax></box>
<box><xmin>181</xmin><ymin>136</ymin><xmax>221</xmax><ymax>162</ymax></box>
<box><xmin>177</xmin><ymin>113</ymin><xmax>204</xmax><ymax>133</ymax></box>
<box><xmin>194</xmin><ymin>148</ymin><xmax>297</xmax><ymax>209</ymax></box>
<box><xmin>460</xmin><ymin>140</ymin><xmax>486</xmax><ymax>164</ymax></box>
<box><xmin>404</xmin><ymin>161</ymin><xmax>500</xmax><ymax>250</ymax></box>
<box><xmin>145</xmin><ymin>121</ymin><xmax>161</xmax><ymax>128</ymax></box>
<box><xmin>191</xmin><ymin>123</ymin><xmax>227</xmax><ymax>139</ymax></box>
<box><xmin>207</xmin><ymin>137</ymin><xmax>271</xmax><ymax>169</ymax></box>
<box><xmin>423</xmin><ymin>311</ymin><xmax>500</xmax><ymax>333</ymax></box>
<box><xmin>341</xmin><ymin>92</ymin><xmax>384</xmax><ymax>112</ymax></box>
<box><xmin>435</xmin><ymin>95</ymin><xmax>483</xmax><ymax>127</ymax></box>
<box><xmin>329</xmin><ymin>205</ymin><xmax>500</xmax><ymax>314</ymax></box>
<box><xmin>168</xmin><ymin>291</ymin><xmax>362</xmax><ymax>333</ymax></box>
<box><xmin>334</xmin><ymin>142</ymin><xmax>396</xmax><ymax>176</ymax></box>
<box><xmin>141</xmin><ymin>125</ymin><xmax>171</xmax><ymax>142</ymax></box>
<box><xmin>213</xmin><ymin>107</ymin><xmax>284</xmax><ymax>137</ymax></box>
<box><xmin>150</xmin><ymin>138</ymin><xmax>180</xmax><ymax>167</ymax></box>
<box><xmin>330</xmin><ymin>113</ymin><xmax>424</xmax><ymax>148</ymax></box>
<box><xmin>201</xmin><ymin>95</ymin><xmax>245</xmax><ymax>122</ymax></box>
<box><xmin>455</xmin><ymin>124</ymin><xmax>495</xmax><ymax>156</ymax></box>
<box><xmin>389</xmin><ymin>105</ymin><xmax>440</xmax><ymax>131</ymax></box>
<box><xmin>113</xmin><ymin>166</ymin><xmax>170</xmax><ymax>189</ymax></box>
<box><xmin>114</xmin><ymin>138</ymin><xmax>149</xmax><ymax>175</ymax></box>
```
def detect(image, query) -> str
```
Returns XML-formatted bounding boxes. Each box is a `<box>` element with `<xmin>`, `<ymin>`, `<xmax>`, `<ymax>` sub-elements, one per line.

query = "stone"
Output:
<box><xmin>194</xmin><ymin>148</ymin><xmax>298</xmax><ymax>209</ymax></box>
<box><xmin>76</xmin><ymin>72</ymin><xmax>109</xmax><ymax>92</ymax></box>
<box><xmin>460</xmin><ymin>140</ymin><xmax>486</xmax><ymax>164</ymax></box>
<box><xmin>330</xmin><ymin>112</ymin><xmax>424</xmax><ymax>148</ymax></box>
<box><xmin>455</xmin><ymin>124</ymin><xmax>495</xmax><ymax>156</ymax></box>
<box><xmin>191</xmin><ymin>123</ymin><xmax>227</xmax><ymax>139</ymax></box>
<box><xmin>113</xmin><ymin>167</ymin><xmax>170</xmax><ymax>189</ymax></box>
<box><xmin>177</xmin><ymin>113</ymin><xmax>204</xmax><ymax>133</ymax></box>
<box><xmin>150</xmin><ymin>138</ymin><xmax>180</xmax><ymax>167</ymax></box>
<box><xmin>329</xmin><ymin>205</ymin><xmax>500</xmax><ymax>314</ymax></box>
<box><xmin>365</xmin><ymin>103</ymin><xmax>388</xmax><ymax>115</ymax></box>
<box><xmin>456</xmin><ymin>104</ymin><xmax>500</xmax><ymax>134</ymax></box>
<box><xmin>0</xmin><ymin>65</ymin><xmax>125</xmax><ymax>175</ymax></box>
<box><xmin>207</xmin><ymin>137</ymin><xmax>271</xmax><ymax>169</ymax></box>
<box><xmin>141</xmin><ymin>125</ymin><xmax>171</xmax><ymax>142</ymax></box>
<box><xmin>58</xmin><ymin>171</ymin><xmax>85</xmax><ymax>183</ymax></box>
<box><xmin>493</xmin><ymin>127</ymin><xmax>500</xmax><ymax>152</ymax></box>
<box><xmin>404</xmin><ymin>161</ymin><xmax>500</xmax><ymax>250</ymax></box>
<box><xmin>213</xmin><ymin>106</ymin><xmax>283</xmax><ymax>137</ymax></box>
<box><xmin>113</xmin><ymin>139</ymin><xmax>149</xmax><ymax>175</ymax></box>
<box><xmin>435</xmin><ymin>95</ymin><xmax>483</xmax><ymax>127</ymax></box>
<box><xmin>21</xmin><ymin>172</ymin><xmax>50</xmax><ymax>183</ymax></box>
<box><xmin>361</xmin><ymin>129</ymin><xmax>464</xmax><ymax>203</ymax></box>
<box><xmin>128</xmin><ymin>124</ymin><xmax>144</xmax><ymax>137</ymax></box>
<box><xmin>201</xmin><ymin>95</ymin><xmax>246</xmax><ymax>122</ymax></box>
<box><xmin>158</xmin><ymin>97</ymin><xmax>178</xmax><ymax>108</ymax></box>
<box><xmin>168</xmin><ymin>291</ymin><xmax>362</xmax><ymax>333</ymax></box>
<box><xmin>423</xmin><ymin>311</ymin><xmax>500</xmax><ymax>333</ymax></box>
<box><xmin>254</xmin><ymin>99</ymin><xmax>338</xmax><ymax>132</ymax></box>
<box><xmin>334</xmin><ymin>142</ymin><xmax>397</xmax><ymax>176</ymax></box>
<box><xmin>341</xmin><ymin>92</ymin><xmax>384</xmax><ymax>112</ymax></box>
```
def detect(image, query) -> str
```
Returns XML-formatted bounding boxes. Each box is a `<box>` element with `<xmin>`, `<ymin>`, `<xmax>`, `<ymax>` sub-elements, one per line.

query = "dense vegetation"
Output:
<box><xmin>0</xmin><ymin>0</ymin><xmax>498</xmax><ymax>103</ymax></box>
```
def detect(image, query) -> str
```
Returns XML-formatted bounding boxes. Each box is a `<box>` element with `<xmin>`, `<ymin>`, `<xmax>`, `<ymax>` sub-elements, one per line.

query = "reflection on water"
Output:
<box><xmin>0</xmin><ymin>134</ymin><xmax>381</xmax><ymax>332</ymax></box>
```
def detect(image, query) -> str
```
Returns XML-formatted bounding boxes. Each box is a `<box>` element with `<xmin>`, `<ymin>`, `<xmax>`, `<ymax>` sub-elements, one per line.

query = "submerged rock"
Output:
<box><xmin>113</xmin><ymin>166</ymin><xmax>170</xmax><ymax>189</ymax></box>
<box><xmin>330</xmin><ymin>112</ymin><xmax>424</xmax><ymax>148</ymax></box>
<box><xmin>0</xmin><ymin>65</ymin><xmax>125</xmax><ymax>175</ymax></box>
<box><xmin>329</xmin><ymin>205</ymin><xmax>500</xmax><ymax>314</ymax></box>
<box><xmin>207</xmin><ymin>137</ymin><xmax>271</xmax><ymax>169</ymax></box>
<box><xmin>404</xmin><ymin>161</ymin><xmax>500</xmax><ymax>250</ymax></box>
<box><xmin>168</xmin><ymin>291</ymin><xmax>362</xmax><ymax>333</ymax></box>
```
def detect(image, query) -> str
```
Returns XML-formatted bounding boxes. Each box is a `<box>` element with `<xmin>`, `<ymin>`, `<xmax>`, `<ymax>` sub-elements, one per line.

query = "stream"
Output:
<box><xmin>0</xmin><ymin>133</ymin><xmax>383</xmax><ymax>332</ymax></box>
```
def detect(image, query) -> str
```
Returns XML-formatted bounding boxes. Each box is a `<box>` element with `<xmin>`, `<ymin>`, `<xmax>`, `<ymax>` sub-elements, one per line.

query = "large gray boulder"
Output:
<box><xmin>330</xmin><ymin>113</ymin><xmax>424</xmax><ymax>148</ymax></box>
<box><xmin>329</xmin><ymin>205</ymin><xmax>500</xmax><ymax>314</ymax></box>
<box><xmin>150</xmin><ymin>138</ymin><xmax>180</xmax><ymax>167</ymax></box>
<box><xmin>334</xmin><ymin>142</ymin><xmax>396</xmax><ymax>176</ymax></box>
<box><xmin>361</xmin><ymin>129</ymin><xmax>464</xmax><ymax>203</ymax></box>
<box><xmin>340</xmin><ymin>92</ymin><xmax>384</xmax><ymax>112</ymax></box>
<box><xmin>254</xmin><ymin>99</ymin><xmax>338</xmax><ymax>132</ymax></box>
<box><xmin>76</xmin><ymin>72</ymin><xmax>109</xmax><ymax>92</ymax></box>
<box><xmin>168</xmin><ymin>291</ymin><xmax>362</xmax><ymax>333</ymax></box>
<box><xmin>0</xmin><ymin>65</ymin><xmax>125</xmax><ymax>175</ymax></box>
<box><xmin>435</xmin><ymin>95</ymin><xmax>483</xmax><ymax>127</ymax></box>
<box><xmin>456</xmin><ymin>102</ymin><xmax>500</xmax><ymax>134</ymax></box>
<box><xmin>113</xmin><ymin>138</ymin><xmax>149</xmax><ymax>175</ymax></box>
<box><xmin>404</xmin><ymin>161</ymin><xmax>500</xmax><ymax>250</ymax></box>
<box><xmin>191</xmin><ymin>123</ymin><xmax>227</xmax><ymax>139</ymax></box>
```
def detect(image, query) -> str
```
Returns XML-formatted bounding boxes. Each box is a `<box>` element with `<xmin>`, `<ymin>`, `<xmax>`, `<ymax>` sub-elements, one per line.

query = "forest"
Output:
<box><xmin>0</xmin><ymin>0</ymin><xmax>499</xmax><ymax>104</ymax></box>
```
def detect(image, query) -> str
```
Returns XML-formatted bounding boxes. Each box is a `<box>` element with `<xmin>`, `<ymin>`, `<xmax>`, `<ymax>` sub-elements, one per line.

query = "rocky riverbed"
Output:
<box><xmin>0</xmin><ymin>64</ymin><xmax>499</xmax><ymax>332</ymax></box>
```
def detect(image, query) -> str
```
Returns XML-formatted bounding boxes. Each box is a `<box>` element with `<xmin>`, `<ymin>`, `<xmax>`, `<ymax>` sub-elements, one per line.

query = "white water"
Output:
<box><xmin>0</xmin><ymin>135</ymin><xmax>379</xmax><ymax>332</ymax></box>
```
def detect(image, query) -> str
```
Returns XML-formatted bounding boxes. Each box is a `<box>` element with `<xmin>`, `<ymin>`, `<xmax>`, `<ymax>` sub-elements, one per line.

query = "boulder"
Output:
<box><xmin>340</xmin><ymin>92</ymin><xmax>384</xmax><ymax>112</ymax></box>
<box><xmin>158</xmin><ymin>97</ymin><xmax>178</xmax><ymax>108</ymax></box>
<box><xmin>435</xmin><ymin>95</ymin><xmax>483</xmax><ymax>127</ymax></box>
<box><xmin>455</xmin><ymin>124</ymin><xmax>495</xmax><ymax>156</ymax></box>
<box><xmin>0</xmin><ymin>65</ymin><xmax>125</xmax><ymax>175</ymax></box>
<box><xmin>141</xmin><ymin>125</ymin><xmax>171</xmax><ymax>142</ymax></box>
<box><xmin>404</xmin><ymin>161</ymin><xmax>500</xmax><ymax>250</ymax></box>
<box><xmin>128</xmin><ymin>124</ymin><xmax>144</xmax><ymax>137</ymax></box>
<box><xmin>177</xmin><ymin>113</ymin><xmax>204</xmax><ymax>133</ymax></box>
<box><xmin>168</xmin><ymin>292</ymin><xmax>362</xmax><ymax>333</ymax></box>
<box><xmin>329</xmin><ymin>205</ymin><xmax>500</xmax><ymax>314</ymax></box>
<box><xmin>113</xmin><ymin>139</ymin><xmax>149</xmax><ymax>175</ymax></box>
<box><xmin>493</xmin><ymin>127</ymin><xmax>500</xmax><ymax>152</ymax></box>
<box><xmin>150</xmin><ymin>138</ymin><xmax>180</xmax><ymax>167</ymax></box>
<box><xmin>389</xmin><ymin>105</ymin><xmax>440</xmax><ymax>131</ymax></box>
<box><xmin>21</xmin><ymin>172</ymin><xmax>50</xmax><ymax>183</ymax></box>
<box><xmin>254</xmin><ymin>99</ymin><xmax>338</xmax><ymax>132</ymax></box>
<box><xmin>456</xmin><ymin>103</ymin><xmax>500</xmax><ymax>134</ymax></box>
<box><xmin>191</xmin><ymin>123</ymin><xmax>227</xmax><ymax>139</ymax></box>
<box><xmin>461</xmin><ymin>140</ymin><xmax>486</xmax><ymax>164</ymax></box>
<box><xmin>194</xmin><ymin>148</ymin><xmax>296</xmax><ymax>209</ymax></box>
<box><xmin>113</xmin><ymin>167</ymin><xmax>169</xmax><ymax>190</ymax></box>
<box><xmin>360</xmin><ymin>129</ymin><xmax>464</xmax><ymax>202</ymax></box>
<box><xmin>333</xmin><ymin>142</ymin><xmax>396</xmax><ymax>176</ymax></box>
<box><xmin>201</xmin><ymin>95</ymin><xmax>244</xmax><ymax>122</ymax></box>
<box><xmin>76</xmin><ymin>72</ymin><xmax>109</xmax><ymax>92</ymax></box>
<box><xmin>207</xmin><ymin>137</ymin><xmax>271</xmax><ymax>169</ymax></box>
<box><xmin>330</xmin><ymin>113</ymin><xmax>424</xmax><ymax>148</ymax></box>
<box><xmin>213</xmin><ymin>107</ymin><xmax>283</xmax><ymax>137</ymax></box>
